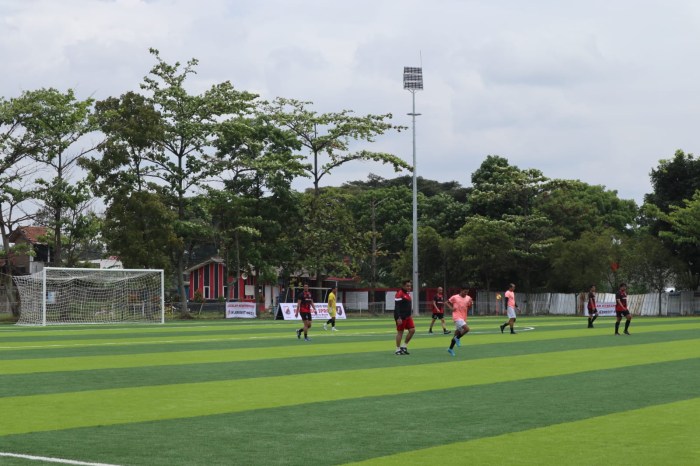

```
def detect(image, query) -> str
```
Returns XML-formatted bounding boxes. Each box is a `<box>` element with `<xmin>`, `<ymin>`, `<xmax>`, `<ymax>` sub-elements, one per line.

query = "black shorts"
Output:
<box><xmin>588</xmin><ymin>308</ymin><xmax>598</xmax><ymax>315</ymax></box>
<box><xmin>432</xmin><ymin>313</ymin><xmax>444</xmax><ymax>320</ymax></box>
<box><xmin>616</xmin><ymin>310</ymin><xmax>630</xmax><ymax>318</ymax></box>
<box><xmin>300</xmin><ymin>312</ymin><xmax>313</xmax><ymax>321</ymax></box>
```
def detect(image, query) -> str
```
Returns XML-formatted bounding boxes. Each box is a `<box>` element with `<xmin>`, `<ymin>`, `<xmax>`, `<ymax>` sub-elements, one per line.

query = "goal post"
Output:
<box><xmin>13</xmin><ymin>267</ymin><xmax>165</xmax><ymax>326</ymax></box>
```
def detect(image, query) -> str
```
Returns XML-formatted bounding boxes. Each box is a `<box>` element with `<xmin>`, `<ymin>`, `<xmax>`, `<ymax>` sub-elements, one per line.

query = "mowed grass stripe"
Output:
<box><xmin>1</xmin><ymin>316</ymin><xmax>695</xmax><ymax>349</ymax></box>
<box><xmin>2</xmin><ymin>329</ymin><xmax>699</xmax><ymax>397</ymax></box>
<box><xmin>0</xmin><ymin>319</ymin><xmax>386</xmax><ymax>337</ymax></box>
<box><xmin>2</xmin><ymin>359</ymin><xmax>698</xmax><ymax>466</ymax></box>
<box><xmin>0</xmin><ymin>318</ymin><xmax>695</xmax><ymax>360</ymax></box>
<box><xmin>0</xmin><ymin>323</ymin><xmax>398</xmax><ymax>350</ymax></box>
<box><xmin>349</xmin><ymin>397</ymin><xmax>700</xmax><ymax>465</ymax></box>
<box><xmin>0</xmin><ymin>316</ymin><xmax>693</xmax><ymax>337</ymax></box>
<box><xmin>1</xmin><ymin>339</ymin><xmax>698</xmax><ymax>435</ymax></box>
<box><xmin>1</xmin><ymin>324</ymin><xmax>698</xmax><ymax>364</ymax></box>
<box><xmin>2</xmin><ymin>320</ymin><xmax>698</xmax><ymax>375</ymax></box>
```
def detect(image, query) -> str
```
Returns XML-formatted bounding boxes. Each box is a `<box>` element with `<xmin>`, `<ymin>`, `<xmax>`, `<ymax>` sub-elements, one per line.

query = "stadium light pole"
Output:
<box><xmin>403</xmin><ymin>66</ymin><xmax>422</xmax><ymax>316</ymax></box>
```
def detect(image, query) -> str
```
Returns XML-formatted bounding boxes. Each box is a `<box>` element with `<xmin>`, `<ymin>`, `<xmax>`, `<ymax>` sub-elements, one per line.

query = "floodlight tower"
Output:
<box><xmin>403</xmin><ymin>66</ymin><xmax>422</xmax><ymax>316</ymax></box>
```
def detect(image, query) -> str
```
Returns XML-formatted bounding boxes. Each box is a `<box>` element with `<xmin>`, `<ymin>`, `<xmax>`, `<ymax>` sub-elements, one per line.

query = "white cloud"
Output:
<box><xmin>2</xmin><ymin>0</ymin><xmax>700</xmax><ymax>203</ymax></box>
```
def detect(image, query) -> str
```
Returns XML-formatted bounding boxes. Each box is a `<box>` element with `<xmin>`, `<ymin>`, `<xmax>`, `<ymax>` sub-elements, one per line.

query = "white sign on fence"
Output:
<box><xmin>225</xmin><ymin>302</ymin><xmax>257</xmax><ymax>319</ymax></box>
<box><xmin>277</xmin><ymin>303</ymin><xmax>346</xmax><ymax>321</ymax></box>
<box><xmin>588</xmin><ymin>302</ymin><xmax>616</xmax><ymax>317</ymax></box>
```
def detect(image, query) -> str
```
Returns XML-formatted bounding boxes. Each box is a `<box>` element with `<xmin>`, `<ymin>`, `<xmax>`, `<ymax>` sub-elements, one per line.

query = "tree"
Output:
<box><xmin>295</xmin><ymin>188</ymin><xmax>364</xmax><ymax>286</ymax></box>
<box><xmin>536</xmin><ymin>180</ymin><xmax>637</xmax><ymax>240</ymax></box>
<box><xmin>660</xmin><ymin>190</ymin><xmax>700</xmax><ymax>247</ymax></box>
<box><xmin>21</xmin><ymin>88</ymin><xmax>96</xmax><ymax>266</ymax></box>
<box><xmin>52</xmin><ymin>200</ymin><xmax>104</xmax><ymax>267</ymax></box>
<box><xmin>469</xmin><ymin>155</ymin><xmax>548</xmax><ymax>219</ymax></box>
<box><xmin>645</xmin><ymin>149</ymin><xmax>700</xmax><ymax>213</ymax></box>
<box><xmin>656</xmin><ymin>191</ymin><xmax>700</xmax><ymax>289</ymax></box>
<box><xmin>644</xmin><ymin>150</ymin><xmax>700</xmax><ymax>289</ymax></box>
<box><xmin>264</xmin><ymin>97</ymin><xmax>410</xmax><ymax>197</ymax></box>
<box><xmin>102</xmin><ymin>191</ymin><xmax>179</xmax><ymax>273</ymax></box>
<box><xmin>0</xmin><ymin>93</ymin><xmax>45</xmax><ymax>316</ymax></box>
<box><xmin>420</xmin><ymin>192</ymin><xmax>471</xmax><ymax>238</ymax></box>
<box><xmin>83</xmin><ymin>91</ymin><xmax>164</xmax><ymax>202</ymax></box>
<box><xmin>213</xmin><ymin>110</ymin><xmax>306</xmax><ymax>304</ymax></box>
<box><xmin>454</xmin><ymin>216</ymin><xmax>513</xmax><ymax>292</ymax></box>
<box><xmin>139</xmin><ymin>48</ymin><xmax>258</xmax><ymax>315</ymax></box>
<box><xmin>548</xmin><ymin>229</ymin><xmax>618</xmax><ymax>292</ymax></box>
<box><xmin>392</xmin><ymin>225</ymin><xmax>446</xmax><ymax>288</ymax></box>
<box><xmin>346</xmin><ymin>186</ymin><xmax>413</xmax><ymax>289</ymax></box>
<box><xmin>625</xmin><ymin>233</ymin><xmax>684</xmax><ymax>295</ymax></box>
<box><xmin>263</xmin><ymin>97</ymin><xmax>410</xmax><ymax>287</ymax></box>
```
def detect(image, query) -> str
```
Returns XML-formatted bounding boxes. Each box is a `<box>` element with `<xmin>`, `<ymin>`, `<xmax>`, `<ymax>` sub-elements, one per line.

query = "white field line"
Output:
<box><xmin>0</xmin><ymin>452</ymin><xmax>120</xmax><ymax>466</ymax></box>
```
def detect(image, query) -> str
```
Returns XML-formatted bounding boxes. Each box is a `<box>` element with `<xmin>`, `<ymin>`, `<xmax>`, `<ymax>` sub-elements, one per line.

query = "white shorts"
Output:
<box><xmin>454</xmin><ymin>319</ymin><xmax>467</xmax><ymax>329</ymax></box>
<box><xmin>507</xmin><ymin>306</ymin><xmax>517</xmax><ymax>319</ymax></box>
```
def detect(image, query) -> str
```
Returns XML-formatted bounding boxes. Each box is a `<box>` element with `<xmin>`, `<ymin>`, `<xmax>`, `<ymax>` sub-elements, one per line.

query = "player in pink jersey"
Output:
<box><xmin>445</xmin><ymin>285</ymin><xmax>473</xmax><ymax>356</ymax></box>
<box><xmin>499</xmin><ymin>283</ymin><xmax>518</xmax><ymax>334</ymax></box>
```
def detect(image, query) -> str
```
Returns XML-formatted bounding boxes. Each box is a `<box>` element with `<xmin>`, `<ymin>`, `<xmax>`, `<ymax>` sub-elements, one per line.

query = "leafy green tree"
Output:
<box><xmin>548</xmin><ymin>229</ymin><xmax>618</xmax><ymax>292</ymax></box>
<box><xmin>21</xmin><ymin>88</ymin><xmax>96</xmax><ymax>266</ymax></box>
<box><xmin>0</xmin><ymin>93</ymin><xmax>45</xmax><ymax>316</ymax></box>
<box><xmin>506</xmin><ymin>213</ymin><xmax>559</xmax><ymax>295</ymax></box>
<box><xmin>58</xmin><ymin>203</ymin><xmax>104</xmax><ymax>267</ymax></box>
<box><xmin>392</xmin><ymin>225</ymin><xmax>446</xmax><ymax>288</ymax></box>
<box><xmin>204</xmin><ymin>188</ymin><xmax>265</xmax><ymax>301</ymax></box>
<box><xmin>138</xmin><ymin>49</ymin><xmax>258</xmax><ymax>314</ymax></box>
<box><xmin>420</xmin><ymin>192</ymin><xmax>471</xmax><ymax>238</ymax></box>
<box><xmin>102</xmin><ymin>191</ymin><xmax>179</xmax><ymax>273</ymax></box>
<box><xmin>624</xmin><ymin>233</ymin><xmax>684</xmax><ymax>295</ymax></box>
<box><xmin>645</xmin><ymin>150</ymin><xmax>700</xmax><ymax>212</ymax></box>
<box><xmin>84</xmin><ymin>91</ymin><xmax>164</xmax><ymax>201</ymax></box>
<box><xmin>537</xmin><ymin>180</ymin><xmax>637</xmax><ymax>240</ymax></box>
<box><xmin>263</xmin><ymin>97</ymin><xmax>410</xmax><ymax>196</ymax></box>
<box><xmin>262</xmin><ymin>98</ymin><xmax>410</xmax><ymax>287</ymax></box>
<box><xmin>212</xmin><ymin>111</ymin><xmax>306</xmax><ymax>303</ymax></box>
<box><xmin>660</xmin><ymin>190</ymin><xmax>700</xmax><ymax>246</ymax></box>
<box><xmin>655</xmin><ymin>191</ymin><xmax>700</xmax><ymax>289</ymax></box>
<box><xmin>644</xmin><ymin>150</ymin><xmax>700</xmax><ymax>289</ymax></box>
<box><xmin>345</xmin><ymin>186</ymin><xmax>414</xmax><ymax>289</ymax></box>
<box><xmin>469</xmin><ymin>155</ymin><xmax>548</xmax><ymax>219</ymax></box>
<box><xmin>295</xmin><ymin>188</ymin><xmax>364</xmax><ymax>285</ymax></box>
<box><xmin>454</xmin><ymin>216</ymin><xmax>513</xmax><ymax>292</ymax></box>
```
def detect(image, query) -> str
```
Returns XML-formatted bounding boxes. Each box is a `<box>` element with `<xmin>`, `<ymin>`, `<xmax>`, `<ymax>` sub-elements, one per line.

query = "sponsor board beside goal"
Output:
<box><xmin>275</xmin><ymin>303</ymin><xmax>346</xmax><ymax>320</ymax></box>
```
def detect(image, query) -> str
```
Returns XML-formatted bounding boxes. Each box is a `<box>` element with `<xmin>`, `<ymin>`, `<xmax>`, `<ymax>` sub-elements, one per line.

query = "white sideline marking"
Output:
<box><xmin>0</xmin><ymin>452</ymin><xmax>121</xmax><ymax>465</ymax></box>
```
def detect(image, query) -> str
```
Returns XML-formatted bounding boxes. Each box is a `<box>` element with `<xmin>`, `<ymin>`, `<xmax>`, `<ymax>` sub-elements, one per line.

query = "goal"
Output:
<box><xmin>13</xmin><ymin>267</ymin><xmax>165</xmax><ymax>326</ymax></box>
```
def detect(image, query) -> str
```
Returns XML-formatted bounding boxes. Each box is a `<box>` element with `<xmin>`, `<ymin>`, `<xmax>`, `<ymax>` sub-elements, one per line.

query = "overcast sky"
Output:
<box><xmin>3</xmin><ymin>0</ymin><xmax>700</xmax><ymax>204</ymax></box>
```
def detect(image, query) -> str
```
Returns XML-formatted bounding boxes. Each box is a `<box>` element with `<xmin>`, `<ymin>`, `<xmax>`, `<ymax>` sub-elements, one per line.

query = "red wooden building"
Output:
<box><xmin>185</xmin><ymin>257</ymin><xmax>256</xmax><ymax>301</ymax></box>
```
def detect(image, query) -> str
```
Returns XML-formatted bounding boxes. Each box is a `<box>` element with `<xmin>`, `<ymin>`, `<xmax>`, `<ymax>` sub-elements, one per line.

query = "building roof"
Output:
<box><xmin>184</xmin><ymin>257</ymin><xmax>225</xmax><ymax>273</ymax></box>
<box><xmin>8</xmin><ymin>226</ymin><xmax>49</xmax><ymax>244</ymax></box>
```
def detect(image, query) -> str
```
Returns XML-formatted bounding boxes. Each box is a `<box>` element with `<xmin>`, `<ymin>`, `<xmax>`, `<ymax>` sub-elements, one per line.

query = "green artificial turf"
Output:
<box><xmin>0</xmin><ymin>316</ymin><xmax>698</xmax><ymax>465</ymax></box>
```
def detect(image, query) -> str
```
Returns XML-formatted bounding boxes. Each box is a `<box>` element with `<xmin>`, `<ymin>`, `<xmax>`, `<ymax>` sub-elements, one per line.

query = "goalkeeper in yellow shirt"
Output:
<box><xmin>324</xmin><ymin>286</ymin><xmax>339</xmax><ymax>331</ymax></box>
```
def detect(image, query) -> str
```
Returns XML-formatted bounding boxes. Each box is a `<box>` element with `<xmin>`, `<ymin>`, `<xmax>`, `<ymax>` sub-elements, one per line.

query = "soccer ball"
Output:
<box><xmin>496</xmin><ymin>294</ymin><xmax>502</xmax><ymax>300</ymax></box>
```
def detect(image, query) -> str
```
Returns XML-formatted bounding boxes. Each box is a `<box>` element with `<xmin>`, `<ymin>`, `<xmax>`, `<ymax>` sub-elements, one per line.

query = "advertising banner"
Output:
<box><xmin>225</xmin><ymin>302</ymin><xmax>257</xmax><ymax>319</ymax></box>
<box><xmin>587</xmin><ymin>302</ymin><xmax>616</xmax><ymax>317</ymax></box>
<box><xmin>277</xmin><ymin>303</ymin><xmax>346</xmax><ymax>321</ymax></box>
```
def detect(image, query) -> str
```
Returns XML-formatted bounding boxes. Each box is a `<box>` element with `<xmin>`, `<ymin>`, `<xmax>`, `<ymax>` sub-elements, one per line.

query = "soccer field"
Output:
<box><xmin>0</xmin><ymin>316</ymin><xmax>698</xmax><ymax>466</ymax></box>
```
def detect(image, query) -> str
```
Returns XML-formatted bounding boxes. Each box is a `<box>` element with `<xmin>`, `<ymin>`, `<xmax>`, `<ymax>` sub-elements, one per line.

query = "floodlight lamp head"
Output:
<box><xmin>403</xmin><ymin>66</ymin><xmax>423</xmax><ymax>91</ymax></box>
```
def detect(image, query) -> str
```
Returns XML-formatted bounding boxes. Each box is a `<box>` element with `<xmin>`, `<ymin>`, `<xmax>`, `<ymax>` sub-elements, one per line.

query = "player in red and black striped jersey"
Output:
<box><xmin>394</xmin><ymin>280</ymin><xmax>415</xmax><ymax>355</ymax></box>
<box><xmin>295</xmin><ymin>283</ymin><xmax>316</xmax><ymax>341</ymax></box>
<box><xmin>614</xmin><ymin>282</ymin><xmax>632</xmax><ymax>335</ymax></box>
<box><xmin>587</xmin><ymin>284</ymin><xmax>598</xmax><ymax>328</ymax></box>
<box><xmin>428</xmin><ymin>287</ymin><xmax>450</xmax><ymax>334</ymax></box>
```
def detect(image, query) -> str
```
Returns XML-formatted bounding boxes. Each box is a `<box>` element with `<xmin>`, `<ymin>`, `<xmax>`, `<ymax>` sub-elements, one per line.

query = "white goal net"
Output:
<box><xmin>13</xmin><ymin>267</ymin><xmax>165</xmax><ymax>326</ymax></box>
